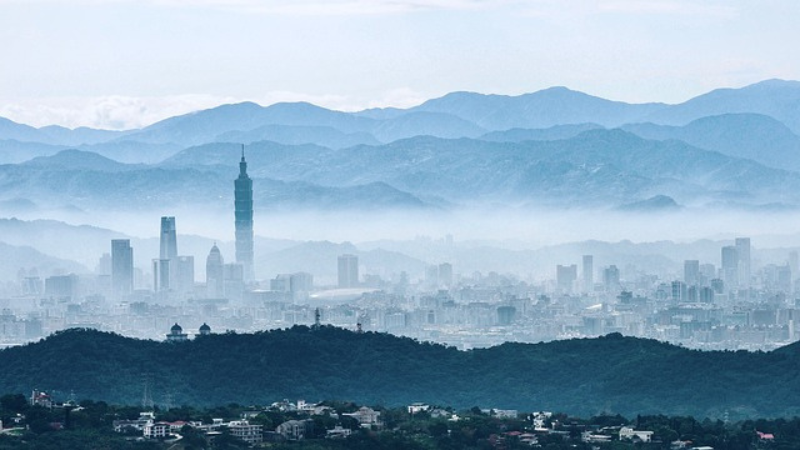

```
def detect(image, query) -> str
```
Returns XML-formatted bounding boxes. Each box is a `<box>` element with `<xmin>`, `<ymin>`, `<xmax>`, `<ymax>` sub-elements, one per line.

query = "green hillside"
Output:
<box><xmin>2</xmin><ymin>327</ymin><xmax>799</xmax><ymax>420</ymax></box>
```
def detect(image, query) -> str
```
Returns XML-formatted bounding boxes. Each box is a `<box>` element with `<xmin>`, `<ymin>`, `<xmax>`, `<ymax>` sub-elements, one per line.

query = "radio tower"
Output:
<box><xmin>313</xmin><ymin>307</ymin><xmax>321</xmax><ymax>330</ymax></box>
<box><xmin>141</xmin><ymin>374</ymin><xmax>154</xmax><ymax>410</ymax></box>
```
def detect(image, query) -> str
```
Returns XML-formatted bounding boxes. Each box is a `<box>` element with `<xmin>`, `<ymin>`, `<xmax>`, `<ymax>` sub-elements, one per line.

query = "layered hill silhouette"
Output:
<box><xmin>2</xmin><ymin>326</ymin><xmax>800</xmax><ymax>420</ymax></box>
<box><xmin>622</xmin><ymin>113</ymin><xmax>800</xmax><ymax>172</ymax></box>
<box><xmin>2</xmin><ymin>79</ymin><xmax>800</xmax><ymax>151</ymax></box>
<box><xmin>4</xmin><ymin>128</ymin><xmax>800</xmax><ymax>214</ymax></box>
<box><xmin>3</xmin><ymin>80</ymin><xmax>800</xmax><ymax>212</ymax></box>
<box><xmin>162</xmin><ymin>130</ymin><xmax>800</xmax><ymax>208</ymax></box>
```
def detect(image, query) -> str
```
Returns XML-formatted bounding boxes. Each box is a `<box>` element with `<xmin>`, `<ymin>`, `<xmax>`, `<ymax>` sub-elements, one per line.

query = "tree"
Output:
<box><xmin>0</xmin><ymin>393</ymin><xmax>27</xmax><ymax>414</ymax></box>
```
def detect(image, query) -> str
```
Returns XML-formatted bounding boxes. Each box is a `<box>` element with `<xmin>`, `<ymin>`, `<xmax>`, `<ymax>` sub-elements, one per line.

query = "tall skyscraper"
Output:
<box><xmin>338</xmin><ymin>254</ymin><xmax>359</xmax><ymax>288</ymax></box>
<box><xmin>556</xmin><ymin>264</ymin><xmax>577</xmax><ymax>294</ymax></box>
<box><xmin>735</xmin><ymin>237</ymin><xmax>751</xmax><ymax>288</ymax></box>
<box><xmin>438</xmin><ymin>263</ymin><xmax>453</xmax><ymax>288</ymax></box>
<box><xmin>111</xmin><ymin>239</ymin><xmax>133</xmax><ymax>298</ymax></box>
<box><xmin>582</xmin><ymin>255</ymin><xmax>594</xmax><ymax>293</ymax></box>
<box><xmin>160</xmin><ymin>216</ymin><xmax>177</xmax><ymax>260</ymax></box>
<box><xmin>223</xmin><ymin>263</ymin><xmax>245</xmax><ymax>302</ymax></box>
<box><xmin>155</xmin><ymin>216</ymin><xmax>178</xmax><ymax>292</ymax></box>
<box><xmin>684</xmin><ymin>260</ymin><xmax>700</xmax><ymax>286</ymax></box>
<box><xmin>153</xmin><ymin>258</ymin><xmax>170</xmax><ymax>292</ymax></box>
<box><xmin>174</xmin><ymin>256</ymin><xmax>195</xmax><ymax>295</ymax></box>
<box><xmin>603</xmin><ymin>265</ymin><xmax>620</xmax><ymax>292</ymax></box>
<box><xmin>206</xmin><ymin>244</ymin><xmax>224</xmax><ymax>298</ymax></box>
<box><xmin>721</xmin><ymin>245</ymin><xmax>739</xmax><ymax>290</ymax></box>
<box><xmin>235</xmin><ymin>146</ymin><xmax>255</xmax><ymax>282</ymax></box>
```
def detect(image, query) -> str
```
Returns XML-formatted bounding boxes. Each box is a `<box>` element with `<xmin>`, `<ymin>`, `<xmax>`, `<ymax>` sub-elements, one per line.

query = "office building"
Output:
<box><xmin>438</xmin><ymin>263</ymin><xmax>453</xmax><ymax>288</ymax></box>
<box><xmin>224</xmin><ymin>263</ymin><xmax>245</xmax><ymax>301</ymax></box>
<box><xmin>582</xmin><ymin>255</ymin><xmax>594</xmax><ymax>293</ymax></box>
<box><xmin>160</xmin><ymin>216</ymin><xmax>177</xmax><ymax>260</ymax></box>
<box><xmin>721</xmin><ymin>245</ymin><xmax>738</xmax><ymax>290</ymax></box>
<box><xmin>735</xmin><ymin>237</ymin><xmax>751</xmax><ymax>287</ymax></box>
<box><xmin>684</xmin><ymin>260</ymin><xmax>700</xmax><ymax>287</ymax></box>
<box><xmin>556</xmin><ymin>264</ymin><xmax>577</xmax><ymax>294</ymax></box>
<box><xmin>174</xmin><ymin>255</ymin><xmax>195</xmax><ymax>294</ymax></box>
<box><xmin>111</xmin><ymin>239</ymin><xmax>133</xmax><ymax>298</ymax></box>
<box><xmin>154</xmin><ymin>216</ymin><xmax>178</xmax><ymax>292</ymax></box>
<box><xmin>603</xmin><ymin>265</ymin><xmax>620</xmax><ymax>292</ymax></box>
<box><xmin>206</xmin><ymin>244</ymin><xmax>224</xmax><ymax>298</ymax></box>
<box><xmin>338</xmin><ymin>254</ymin><xmax>359</xmax><ymax>288</ymax></box>
<box><xmin>152</xmin><ymin>258</ymin><xmax>170</xmax><ymax>292</ymax></box>
<box><xmin>44</xmin><ymin>274</ymin><xmax>78</xmax><ymax>299</ymax></box>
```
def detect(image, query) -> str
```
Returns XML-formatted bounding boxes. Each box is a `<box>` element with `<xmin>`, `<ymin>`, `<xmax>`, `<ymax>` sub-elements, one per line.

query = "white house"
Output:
<box><xmin>620</xmin><ymin>426</ymin><xmax>654</xmax><ymax>443</ymax></box>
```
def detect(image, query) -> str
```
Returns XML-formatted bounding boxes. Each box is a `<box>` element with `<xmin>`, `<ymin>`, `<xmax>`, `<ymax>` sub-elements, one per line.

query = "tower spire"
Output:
<box><xmin>235</xmin><ymin>143</ymin><xmax>255</xmax><ymax>282</ymax></box>
<box><xmin>239</xmin><ymin>144</ymin><xmax>248</xmax><ymax>176</ymax></box>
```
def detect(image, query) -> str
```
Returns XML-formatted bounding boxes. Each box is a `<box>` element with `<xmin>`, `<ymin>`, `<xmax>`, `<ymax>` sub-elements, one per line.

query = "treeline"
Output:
<box><xmin>5</xmin><ymin>394</ymin><xmax>800</xmax><ymax>450</ymax></box>
<box><xmin>2</xmin><ymin>326</ymin><xmax>800</xmax><ymax>419</ymax></box>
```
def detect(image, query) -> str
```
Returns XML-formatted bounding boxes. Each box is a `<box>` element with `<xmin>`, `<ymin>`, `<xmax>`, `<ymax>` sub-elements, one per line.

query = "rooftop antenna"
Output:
<box><xmin>241</xmin><ymin>143</ymin><xmax>245</xmax><ymax>160</ymax></box>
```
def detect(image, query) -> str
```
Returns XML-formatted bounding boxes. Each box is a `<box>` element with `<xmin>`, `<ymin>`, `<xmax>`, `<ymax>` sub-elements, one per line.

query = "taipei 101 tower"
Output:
<box><xmin>235</xmin><ymin>145</ymin><xmax>255</xmax><ymax>282</ymax></box>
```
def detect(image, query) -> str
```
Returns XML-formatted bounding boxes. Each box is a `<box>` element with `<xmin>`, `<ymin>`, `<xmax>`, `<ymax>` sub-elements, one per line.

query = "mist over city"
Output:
<box><xmin>2</xmin><ymin>1</ymin><xmax>800</xmax><ymax>449</ymax></box>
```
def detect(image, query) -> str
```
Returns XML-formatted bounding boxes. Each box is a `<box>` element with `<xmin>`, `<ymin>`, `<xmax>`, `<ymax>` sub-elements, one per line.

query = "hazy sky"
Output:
<box><xmin>1</xmin><ymin>0</ymin><xmax>798</xmax><ymax>129</ymax></box>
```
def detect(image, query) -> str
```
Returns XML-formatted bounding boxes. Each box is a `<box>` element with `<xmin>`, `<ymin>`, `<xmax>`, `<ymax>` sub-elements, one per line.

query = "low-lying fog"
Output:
<box><xmin>4</xmin><ymin>205</ymin><xmax>800</xmax><ymax>285</ymax></box>
<box><xmin>18</xmin><ymin>205</ymin><xmax>800</xmax><ymax>248</ymax></box>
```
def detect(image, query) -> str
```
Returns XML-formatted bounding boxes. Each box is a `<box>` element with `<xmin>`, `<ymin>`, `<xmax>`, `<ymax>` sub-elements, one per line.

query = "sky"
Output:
<box><xmin>0</xmin><ymin>0</ymin><xmax>798</xmax><ymax>130</ymax></box>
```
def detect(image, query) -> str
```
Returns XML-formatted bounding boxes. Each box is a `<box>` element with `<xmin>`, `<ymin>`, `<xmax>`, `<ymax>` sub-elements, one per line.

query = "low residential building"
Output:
<box><xmin>343</xmin><ymin>406</ymin><xmax>381</xmax><ymax>428</ymax></box>
<box><xmin>492</xmin><ymin>409</ymin><xmax>519</xmax><ymax>419</ymax></box>
<box><xmin>620</xmin><ymin>426</ymin><xmax>654</xmax><ymax>442</ymax></box>
<box><xmin>143</xmin><ymin>422</ymin><xmax>169</xmax><ymax>439</ymax></box>
<box><xmin>582</xmin><ymin>431</ymin><xmax>612</xmax><ymax>443</ymax></box>
<box><xmin>113</xmin><ymin>419</ymin><xmax>146</xmax><ymax>433</ymax></box>
<box><xmin>757</xmin><ymin>431</ymin><xmax>775</xmax><ymax>440</ymax></box>
<box><xmin>326</xmin><ymin>425</ymin><xmax>352</xmax><ymax>439</ymax></box>
<box><xmin>30</xmin><ymin>390</ymin><xmax>52</xmax><ymax>408</ymax></box>
<box><xmin>408</xmin><ymin>403</ymin><xmax>430</xmax><ymax>414</ymax></box>
<box><xmin>228</xmin><ymin>420</ymin><xmax>263</xmax><ymax>445</ymax></box>
<box><xmin>276</xmin><ymin>419</ymin><xmax>313</xmax><ymax>441</ymax></box>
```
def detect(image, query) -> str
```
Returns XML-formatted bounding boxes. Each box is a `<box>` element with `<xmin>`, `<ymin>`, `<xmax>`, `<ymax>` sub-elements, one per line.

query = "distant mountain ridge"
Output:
<box><xmin>6</xmin><ymin>127</ymin><xmax>800</xmax><ymax>216</ymax></box>
<box><xmin>410</xmin><ymin>87</ymin><xmax>666</xmax><ymax>130</ymax></box>
<box><xmin>0</xmin><ymin>241</ymin><xmax>87</xmax><ymax>280</ymax></box>
<box><xmin>621</xmin><ymin>113</ymin><xmax>800</xmax><ymax>172</ymax></box>
<box><xmin>642</xmin><ymin>79</ymin><xmax>800</xmax><ymax>133</ymax></box>
<box><xmin>2</xmin><ymin>79</ymin><xmax>800</xmax><ymax>150</ymax></box>
<box><xmin>3</xmin><ymin>79</ymin><xmax>800</xmax><ymax>212</ymax></box>
<box><xmin>162</xmin><ymin>130</ymin><xmax>800</xmax><ymax>208</ymax></box>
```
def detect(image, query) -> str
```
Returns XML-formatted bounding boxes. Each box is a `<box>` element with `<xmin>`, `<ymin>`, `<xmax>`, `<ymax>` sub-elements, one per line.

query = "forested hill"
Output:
<box><xmin>2</xmin><ymin>326</ymin><xmax>799</xmax><ymax>420</ymax></box>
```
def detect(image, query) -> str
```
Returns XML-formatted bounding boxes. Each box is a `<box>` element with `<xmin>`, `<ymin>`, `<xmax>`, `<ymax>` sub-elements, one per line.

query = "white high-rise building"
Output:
<box><xmin>338</xmin><ymin>254</ymin><xmax>359</xmax><ymax>288</ymax></box>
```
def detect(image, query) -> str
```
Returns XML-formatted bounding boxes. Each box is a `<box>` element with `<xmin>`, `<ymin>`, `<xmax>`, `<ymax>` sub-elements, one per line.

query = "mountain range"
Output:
<box><xmin>2</xmin><ymin>79</ymin><xmax>800</xmax><ymax>213</ymax></box>
<box><xmin>6</xmin><ymin>127</ymin><xmax>799</xmax><ymax>215</ymax></box>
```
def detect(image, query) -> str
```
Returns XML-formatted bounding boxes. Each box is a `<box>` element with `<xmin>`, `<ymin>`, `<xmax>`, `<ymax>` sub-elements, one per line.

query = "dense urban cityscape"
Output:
<box><xmin>2</xmin><ymin>2</ymin><xmax>800</xmax><ymax>447</ymax></box>
<box><xmin>1</xmin><ymin>149</ymin><xmax>797</xmax><ymax>354</ymax></box>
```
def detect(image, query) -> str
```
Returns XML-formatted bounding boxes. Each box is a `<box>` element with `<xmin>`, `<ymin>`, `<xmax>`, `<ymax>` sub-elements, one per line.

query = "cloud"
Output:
<box><xmin>596</xmin><ymin>0</ymin><xmax>738</xmax><ymax>18</ymax></box>
<box><xmin>0</xmin><ymin>95</ymin><xmax>238</xmax><ymax>130</ymax></box>
<box><xmin>0</xmin><ymin>88</ymin><xmax>433</xmax><ymax>130</ymax></box>
<box><xmin>0</xmin><ymin>0</ymin><xmax>519</xmax><ymax>15</ymax></box>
